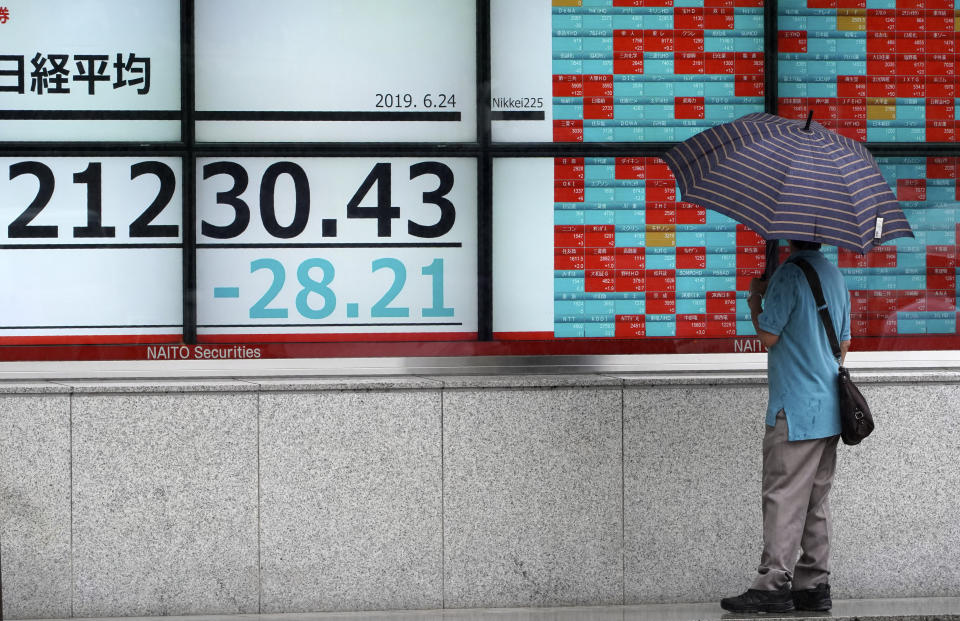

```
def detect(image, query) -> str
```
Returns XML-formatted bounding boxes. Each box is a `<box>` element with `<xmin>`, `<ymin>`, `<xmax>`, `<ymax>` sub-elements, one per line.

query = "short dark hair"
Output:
<box><xmin>790</xmin><ymin>239</ymin><xmax>822</xmax><ymax>251</ymax></box>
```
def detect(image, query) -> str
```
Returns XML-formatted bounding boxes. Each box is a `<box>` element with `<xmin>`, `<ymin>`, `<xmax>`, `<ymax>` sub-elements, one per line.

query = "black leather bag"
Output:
<box><xmin>837</xmin><ymin>365</ymin><xmax>874</xmax><ymax>445</ymax></box>
<box><xmin>790</xmin><ymin>257</ymin><xmax>875</xmax><ymax>446</ymax></box>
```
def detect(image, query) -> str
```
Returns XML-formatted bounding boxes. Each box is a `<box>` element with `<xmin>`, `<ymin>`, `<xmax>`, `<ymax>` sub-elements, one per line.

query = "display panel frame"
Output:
<box><xmin>2</xmin><ymin>0</ymin><xmax>960</xmax><ymax>368</ymax></box>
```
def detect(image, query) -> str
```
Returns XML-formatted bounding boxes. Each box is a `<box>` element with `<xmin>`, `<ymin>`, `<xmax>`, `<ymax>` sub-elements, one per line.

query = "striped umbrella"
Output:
<box><xmin>662</xmin><ymin>112</ymin><xmax>914</xmax><ymax>258</ymax></box>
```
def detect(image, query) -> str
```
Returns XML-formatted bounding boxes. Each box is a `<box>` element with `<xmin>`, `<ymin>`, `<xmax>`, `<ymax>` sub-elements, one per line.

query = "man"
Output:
<box><xmin>720</xmin><ymin>239</ymin><xmax>851</xmax><ymax>614</ymax></box>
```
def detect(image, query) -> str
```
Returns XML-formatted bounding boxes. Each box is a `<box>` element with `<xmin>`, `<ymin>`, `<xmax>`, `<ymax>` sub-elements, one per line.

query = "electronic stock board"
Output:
<box><xmin>2</xmin><ymin>0</ymin><xmax>959</xmax><ymax>361</ymax></box>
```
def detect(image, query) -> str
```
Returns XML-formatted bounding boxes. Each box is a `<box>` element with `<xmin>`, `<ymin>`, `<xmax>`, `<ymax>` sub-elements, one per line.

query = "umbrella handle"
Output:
<box><xmin>763</xmin><ymin>240</ymin><xmax>780</xmax><ymax>281</ymax></box>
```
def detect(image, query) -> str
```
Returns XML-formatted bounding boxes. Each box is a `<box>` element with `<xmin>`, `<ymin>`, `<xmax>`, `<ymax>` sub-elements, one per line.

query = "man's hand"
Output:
<box><xmin>748</xmin><ymin>277</ymin><xmax>779</xmax><ymax>349</ymax></box>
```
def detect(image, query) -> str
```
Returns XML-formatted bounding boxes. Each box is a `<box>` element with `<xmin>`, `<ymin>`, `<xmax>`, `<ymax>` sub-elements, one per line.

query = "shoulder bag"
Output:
<box><xmin>789</xmin><ymin>257</ymin><xmax>874</xmax><ymax>445</ymax></box>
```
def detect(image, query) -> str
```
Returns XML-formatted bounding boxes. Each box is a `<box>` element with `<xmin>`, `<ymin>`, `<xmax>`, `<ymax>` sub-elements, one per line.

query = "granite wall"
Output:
<box><xmin>1</xmin><ymin>372</ymin><xmax>958</xmax><ymax>618</ymax></box>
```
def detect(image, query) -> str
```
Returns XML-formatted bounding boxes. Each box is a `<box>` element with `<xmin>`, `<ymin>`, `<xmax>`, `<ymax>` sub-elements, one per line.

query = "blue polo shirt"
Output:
<box><xmin>757</xmin><ymin>250</ymin><xmax>851</xmax><ymax>441</ymax></box>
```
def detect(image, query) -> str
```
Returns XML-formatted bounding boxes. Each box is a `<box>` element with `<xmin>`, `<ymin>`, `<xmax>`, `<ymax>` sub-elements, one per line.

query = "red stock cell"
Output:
<box><xmin>736</xmin><ymin>226</ymin><xmax>764</xmax><ymax>245</ymax></box>
<box><xmin>585</xmin><ymin>98</ymin><xmax>615</xmax><ymax>120</ymax></box>
<box><xmin>585</xmin><ymin>225</ymin><xmax>616</xmax><ymax>248</ymax></box>
<box><xmin>896</xmin><ymin>33</ymin><xmax>925</xmax><ymax>54</ymax></box>
<box><xmin>674</xmin><ymin>8</ymin><xmax>705</xmax><ymax>29</ymax></box>
<box><xmin>614</xmin><ymin>0</ymin><xmax>674</xmax><ymax>6</ymax></box>
<box><xmin>616</xmin><ymin>270</ymin><xmax>646</xmax><ymax>292</ymax></box>
<box><xmin>617</xmin><ymin>247</ymin><xmax>646</xmax><ymax>269</ymax></box>
<box><xmin>735</xmin><ymin>52</ymin><xmax>764</xmax><ymax>74</ymax></box>
<box><xmin>895</xmin><ymin>11</ymin><xmax>925</xmax><ymax>31</ymax></box>
<box><xmin>896</xmin><ymin>56</ymin><xmax>927</xmax><ymax>76</ymax></box>
<box><xmin>553</xmin><ymin>75</ymin><xmax>584</xmax><ymax>97</ymax></box>
<box><xmin>646</xmin><ymin>270</ymin><xmax>677</xmax><ymax>292</ymax></box>
<box><xmin>706</xmin><ymin>317</ymin><xmax>738</xmax><ymax>337</ymax></box>
<box><xmin>897</xmin><ymin>178</ymin><xmax>927</xmax><ymax>201</ymax></box>
<box><xmin>849</xmin><ymin>292</ymin><xmax>871</xmax><ymax>313</ymax></box>
<box><xmin>615</xmin><ymin>317</ymin><xmax>646</xmax><ymax>338</ymax></box>
<box><xmin>707</xmin><ymin>292</ymin><xmax>737</xmax><ymax>313</ymax></box>
<box><xmin>645</xmin><ymin>161</ymin><xmax>674</xmax><ymax>178</ymax></box>
<box><xmin>838</xmin><ymin>76</ymin><xmax>867</xmax><ymax>98</ymax></box>
<box><xmin>839</xmin><ymin>101</ymin><xmax>867</xmax><ymax>118</ymax></box>
<box><xmin>585</xmin><ymin>270</ymin><xmax>616</xmax><ymax>292</ymax></box>
<box><xmin>868</xmin><ymin>56</ymin><xmax>897</xmax><ymax>76</ymax></box>
<box><xmin>897</xmin><ymin>290</ymin><xmax>925</xmax><ymax>310</ymax></box>
<box><xmin>675</xmin><ymin>30</ymin><xmax>705</xmax><ymax>52</ymax></box>
<box><xmin>615</xmin><ymin>161</ymin><xmax>646</xmax><ymax>179</ymax></box>
<box><xmin>614</xmin><ymin>54</ymin><xmax>645</xmax><ymax>75</ymax></box>
<box><xmin>554</xmin><ymin>183</ymin><xmax>584</xmax><ymax>202</ymax></box>
<box><xmin>838</xmin><ymin>248</ymin><xmax>870</xmax><ymax>268</ymax></box>
<box><xmin>867</xmin><ymin>76</ymin><xmax>897</xmax><ymax>97</ymax></box>
<box><xmin>897</xmin><ymin>76</ymin><xmax>926</xmax><ymax>98</ymax></box>
<box><xmin>735</xmin><ymin>75</ymin><xmax>764</xmax><ymax>97</ymax></box>
<box><xmin>553</xmin><ymin>120</ymin><xmax>584</xmax><ymax>143</ymax></box>
<box><xmin>554</xmin><ymin>164</ymin><xmax>585</xmax><ymax>180</ymax></box>
<box><xmin>779</xmin><ymin>31</ymin><xmax>808</xmax><ymax>53</ymax></box>
<box><xmin>926</xmin><ymin>157</ymin><xmax>958</xmax><ymax>178</ymax></box>
<box><xmin>867</xmin><ymin>247</ymin><xmax>898</xmax><ymax>267</ymax></box>
<box><xmin>927</xmin><ymin>123</ymin><xmax>956</xmax><ymax>141</ymax></box>
<box><xmin>643</xmin><ymin>31</ymin><xmax>675</xmax><ymax>52</ymax></box>
<box><xmin>838</xmin><ymin>124</ymin><xmax>867</xmax><ymax>141</ymax></box>
<box><xmin>677</xmin><ymin>316</ymin><xmax>709</xmax><ymax>337</ymax></box>
<box><xmin>737</xmin><ymin>250</ymin><xmax>765</xmax><ymax>269</ymax></box>
<box><xmin>866</xmin><ymin>10</ymin><xmax>896</xmax><ymax>31</ymax></box>
<box><xmin>586</xmin><ymin>247</ymin><xmax>617</xmax><ymax>269</ymax></box>
<box><xmin>675</xmin><ymin>96</ymin><xmax>706</xmax><ymax>117</ymax></box>
<box><xmin>614</xmin><ymin>34</ymin><xmax>645</xmax><ymax>53</ymax></box>
<box><xmin>926</xmin><ymin>245</ymin><xmax>957</xmax><ymax>267</ymax></box>
<box><xmin>554</xmin><ymin>248</ymin><xmax>585</xmax><ymax>270</ymax></box>
<box><xmin>646</xmin><ymin>208</ymin><xmax>678</xmax><ymax>225</ymax></box>
<box><xmin>927</xmin><ymin>56</ymin><xmax>956</xmax><ymax>76</ymax></box>
<box><xmin>926</xmin><ymin>76</ymin><xmax>956</xmax><ymax>98</ymax></box>
<box><xmin>705</xmin><ymin>52</ymin><xmax>736</xmax><ymax>74</ymax></box>
<box><xmin>675</xmin><ymin>54</ymin><xmax>706</xmax><ymax>75</ymax></box>
<box><xmin>584</xmin><ymin>75</ymin><xmax>614</xmax><ymax>96</ymax></box>
<box><xmin>677</xmin><ymin>206</ymin><xmax>706</xmax><ymax>224</ymax></box>
<box><xmin>867</xmin><ymin>291</ymin><xmax>898</xmax><ymax>312</ymax></box>
<box><xmin>554</xmin><ymin>226</ymin><xmax>585</xmax><ymax>247</ymax></box>
<box><xmin>677</xmin><ymin>247</ymin><xmax>707</xmax><ymax>269</ymax></box>
<box><xmin>928</xmin><ymin>268</ymin><xmax>956</xmax><ymax>289</ymax></box>
<box><xmin>927</xmin><ymin>291</ymin><xmax>956</xmax><ymax>311</ymax></box>
<box><xmin>647</xmin><ymin>180</ymin><xmax>677</xmax><ymax>201</ymax></box>
<box><xmin>646</xmin><ymin>291</ymin><xmax>676</xmax><ymax>313</ymax></box>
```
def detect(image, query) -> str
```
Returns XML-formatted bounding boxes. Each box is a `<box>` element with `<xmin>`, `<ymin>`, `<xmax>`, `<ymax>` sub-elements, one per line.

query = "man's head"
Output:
<box><xmin>789</xmin><ymin>239</ymin><xmax>822</xmax><ymax>252</ymax></box>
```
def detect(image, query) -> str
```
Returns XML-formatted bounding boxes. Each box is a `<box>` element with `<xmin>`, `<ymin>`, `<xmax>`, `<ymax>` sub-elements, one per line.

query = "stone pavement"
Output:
<box><xmin>13</xmin><ymin>597</ymin><xmax>960</xmax><ymax>621</ymax></box>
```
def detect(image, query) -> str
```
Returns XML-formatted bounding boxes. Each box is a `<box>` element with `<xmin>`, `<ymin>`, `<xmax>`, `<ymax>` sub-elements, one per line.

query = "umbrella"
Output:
<box><xmin>662</xmin><ymin>112</ymin><xmax>914</xmax><ymax>276</ymax></box>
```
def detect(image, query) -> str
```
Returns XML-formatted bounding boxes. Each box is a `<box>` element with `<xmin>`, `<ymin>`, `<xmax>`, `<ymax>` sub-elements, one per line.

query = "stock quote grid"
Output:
<box><xmin>553</xmin><ymin>157</ymin><xmax>960</xmax><ymax>339</ymax></box>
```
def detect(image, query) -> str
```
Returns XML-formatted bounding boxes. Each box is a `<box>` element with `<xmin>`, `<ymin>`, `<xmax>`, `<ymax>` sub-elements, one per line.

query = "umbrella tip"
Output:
<box><xmin>803</xmin><ymin>110</ymin><xmax>813</xmax><ymax>131</ymax></box>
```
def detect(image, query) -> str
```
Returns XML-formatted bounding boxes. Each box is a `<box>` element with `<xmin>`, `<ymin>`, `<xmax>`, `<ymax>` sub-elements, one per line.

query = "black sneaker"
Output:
<box><xmin>720</xmin><ymin>585</ymin><xmax>795</xmax><ymax>613</ymax></box>
<box><xmin>793</xmin><ymin>583</ymin><xmax>832</xmax><ymax>611</ymax></box>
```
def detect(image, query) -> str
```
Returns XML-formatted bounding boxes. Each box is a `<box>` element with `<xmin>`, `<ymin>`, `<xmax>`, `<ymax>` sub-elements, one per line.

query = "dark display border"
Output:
<box><xmin>2</xmin><ymin>0</ymin><xmax>960</xmax><ymax>361</ymax></box>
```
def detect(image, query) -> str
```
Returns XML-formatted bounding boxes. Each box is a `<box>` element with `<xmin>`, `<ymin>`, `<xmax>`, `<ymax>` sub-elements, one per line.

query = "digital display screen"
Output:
<box><xmin>0</xmin><ymin>157</ymin><xmax>183</xmax><ymax>344</ymax></box>
<box><xmin>0</xmin><ymin>0</ymin><xmax>182</xmax><ymax>142</ymax></box>
<box><xmin>491</xmin><ymin>0</ymin><xmax>765</xmax><ymax>142</ymax></box>
<box><xmin>196</xmin><ymin>157</ymin><xmax>478</xmax><ymax>341</ymax></box>
<box><xmin>778</xmin><ymin>0</ymin><xmax>958</xmax><ymax>141</ymax></box>
<box><xmin>493</xmin><ymin>157</ymin><xmax>960</xmax><ymax>349</ymax></box>
<box><xmin>194</xmin><ymin>0</ymin><xmax>476</xmax><ymax>143</ymax></box>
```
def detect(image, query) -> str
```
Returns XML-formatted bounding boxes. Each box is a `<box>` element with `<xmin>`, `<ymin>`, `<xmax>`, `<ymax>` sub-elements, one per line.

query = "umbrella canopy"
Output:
<box><xmin>662</xmin><ymin>112</ymin><xmax>914</xmax><ymax>255</ymax></box>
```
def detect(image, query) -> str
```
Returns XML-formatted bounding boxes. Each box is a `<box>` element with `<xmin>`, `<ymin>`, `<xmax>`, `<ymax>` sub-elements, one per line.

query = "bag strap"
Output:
<box><xmin>788</xmin><ymin>257</ymin><xmax>842</xmax><ymax>363</ymax></box>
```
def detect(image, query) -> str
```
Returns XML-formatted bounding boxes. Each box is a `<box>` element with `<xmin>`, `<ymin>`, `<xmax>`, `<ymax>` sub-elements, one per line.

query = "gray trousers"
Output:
<box><xmin>751</xmin><ymin>411</ymin><xmax>840</xmax><ymax>591</ymax></box>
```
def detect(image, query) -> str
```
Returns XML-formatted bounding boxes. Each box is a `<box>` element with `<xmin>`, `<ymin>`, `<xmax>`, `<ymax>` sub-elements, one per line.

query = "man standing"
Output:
<box><xmin>720</xmin><ymin>239</ymin><xmax>851</xmax><ymax>614</ymax></box>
